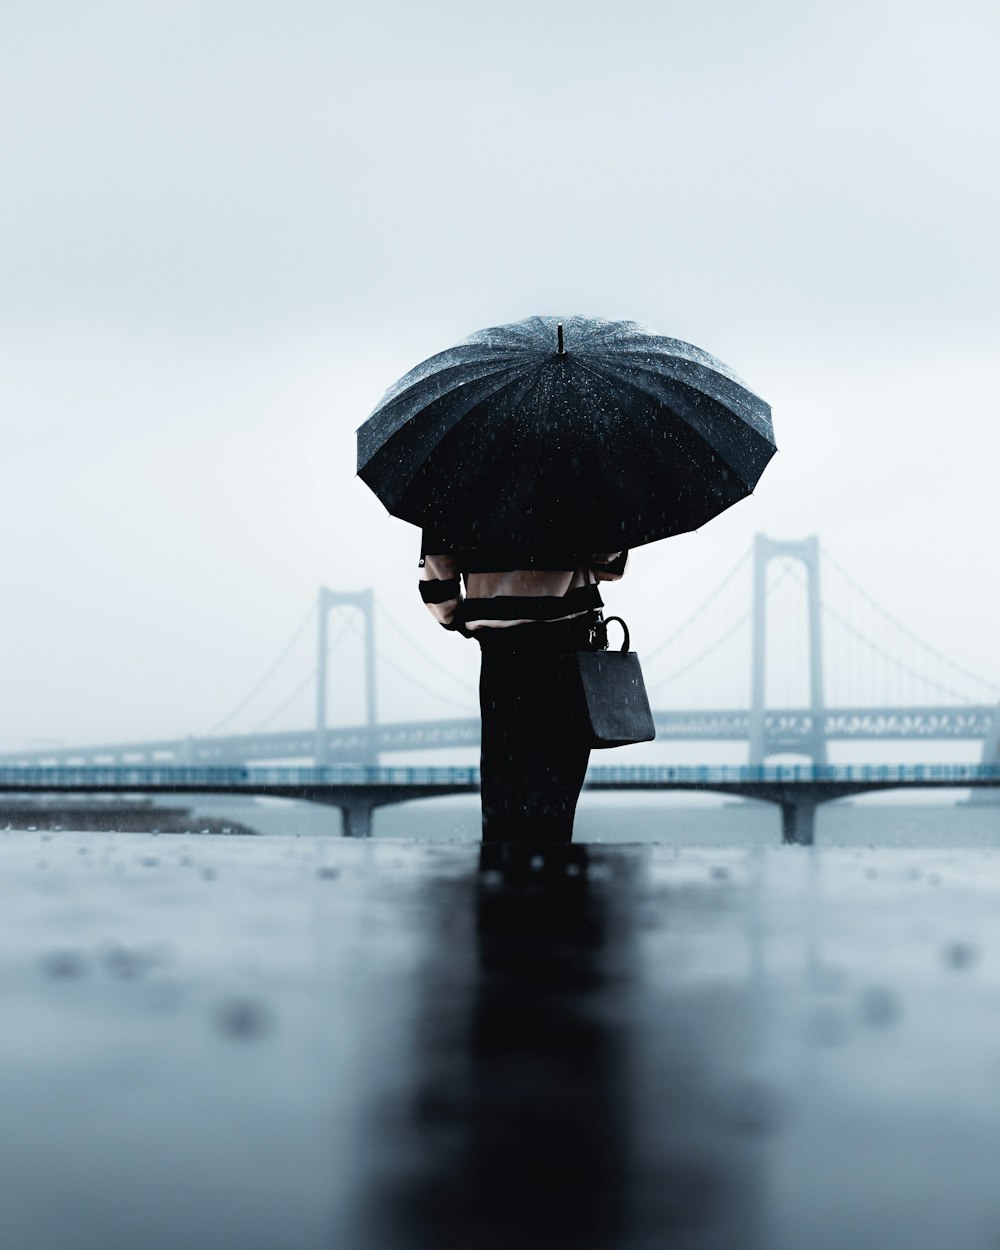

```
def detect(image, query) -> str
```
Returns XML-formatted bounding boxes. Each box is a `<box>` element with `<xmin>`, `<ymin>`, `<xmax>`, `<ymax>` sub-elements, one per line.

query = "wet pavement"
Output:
<box><xmin>2</xmin><ymin>831</ymin><xmax>1000</xmax><ymax>1249</ymax></box>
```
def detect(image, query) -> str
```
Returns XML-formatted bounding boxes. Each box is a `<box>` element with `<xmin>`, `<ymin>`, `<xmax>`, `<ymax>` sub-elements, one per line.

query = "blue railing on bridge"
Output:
<box><xmin>3</xmin><ymin>763</ymin><xmax>1000</xmax><ymax>789</ymax></box>
<box><xmin>589</xmin><ymin>763</ymin><xmax>1000</xmax><ymax>785</ymax></box>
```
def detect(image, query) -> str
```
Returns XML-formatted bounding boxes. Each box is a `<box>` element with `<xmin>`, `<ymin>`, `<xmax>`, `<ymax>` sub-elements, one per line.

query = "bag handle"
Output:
<box><xmin>602</xmin><ymin>615</ymin><xmax>630</xmax><ymax>652</ymax></box>
<box><xmin>583</xmin><ymin>563</ymin><xmax>631</xmax><ymax>652</ymax></box>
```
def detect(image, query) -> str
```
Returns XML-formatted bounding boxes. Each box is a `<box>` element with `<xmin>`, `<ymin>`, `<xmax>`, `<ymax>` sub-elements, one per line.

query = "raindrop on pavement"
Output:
<box><xmin>942</xmin><ymin>941</ymin><xmax>978</xmax><ymax>970</ymax></box>
<box><xmin>859</xmin><ymin>985</ymin><xmax>901</xmax><ymax>1027</ymax></box>
<box><xmin>714</xmin><ymin>1081</ymin><xmax>787</xmax><ymax>1137</ymax></box>
<box><xmin>214</xmin><ymin>997</ymin><xmax>274</xmax><ymax>1040</ymax></box>
<box><xmin>101</xmin><ymin>943</ymin><xmax>152</xmax><ymax>980</ymax></box>
<box><xmin>41</xmin><ymin>949</ymin><xmax>88</xmax><ymax>979</ymax></box>
<box><xmin>804</xmin><ymin>1005</ymin><xmax>848</xmax><ymax>1047</ymax></box>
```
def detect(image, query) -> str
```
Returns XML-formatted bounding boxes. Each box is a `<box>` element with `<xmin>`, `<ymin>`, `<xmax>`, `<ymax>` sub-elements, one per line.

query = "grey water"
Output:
<box><xmin>186</xmin><ymin>793</ymin><xmax>1000</xmax><ymax>847</ymax></box>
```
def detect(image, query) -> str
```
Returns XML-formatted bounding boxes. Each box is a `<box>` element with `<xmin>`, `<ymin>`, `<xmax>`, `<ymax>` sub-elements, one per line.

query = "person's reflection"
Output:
<box><xmin>462</xmin><ymin>843</ymin><xmax>628</xmax><ymax>1248</ymax></box>
<box><xmin>383</xmin><ymin>842</ymin><xmax>630</xmax><ymax>1250</ymax></box>
<box><xmin>365</xmin><ymin>842</ymin><xmax>760</xmax><ymax>1250</ymax></box>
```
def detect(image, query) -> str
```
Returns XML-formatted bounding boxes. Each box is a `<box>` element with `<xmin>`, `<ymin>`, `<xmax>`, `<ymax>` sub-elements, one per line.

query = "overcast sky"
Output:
<box><xmin>2</xmin><ymin>0</ymin><xmax>998</xmax><ymax>753</ymax></box>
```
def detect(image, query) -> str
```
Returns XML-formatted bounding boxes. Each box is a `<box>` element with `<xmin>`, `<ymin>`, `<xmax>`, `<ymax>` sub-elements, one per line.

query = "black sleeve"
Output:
<box><xmin>419</xmin><ymin>528</ymin><xmax>455</xmax><ymax>566</ymax></box>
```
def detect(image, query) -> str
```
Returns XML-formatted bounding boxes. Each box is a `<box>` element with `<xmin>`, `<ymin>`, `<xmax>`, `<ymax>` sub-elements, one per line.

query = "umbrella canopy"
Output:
<box><xmin>356</xmin><ymin>315</ymin><xmax>775</xmax><ymax>551</ymax></box>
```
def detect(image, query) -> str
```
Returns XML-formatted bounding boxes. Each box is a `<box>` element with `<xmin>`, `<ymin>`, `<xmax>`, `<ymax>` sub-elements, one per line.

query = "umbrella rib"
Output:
<box><xmin>376</xmin><ymin>363</ymin><xmax>551</xmax><ymax>495</ymax></box>
<box><xmin>603</xmin><ymin>350</ymin><xmax>772</xmax><ymax>439</ymax></box>
<box><xmin>576</xmin><ymin>358</ymin><xmax>774</xmax><ymax>490</ymax></box>
<box><xmin>358</xmin><ymin>361</ymin><xmax>534</xmax><ymax>470</ymax></box>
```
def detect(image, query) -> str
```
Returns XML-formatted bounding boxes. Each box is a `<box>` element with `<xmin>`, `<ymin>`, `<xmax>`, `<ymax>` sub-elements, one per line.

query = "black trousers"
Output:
<box><xmin>477</xmin><ymin>615</ymin><xmax>594</xmax><ymax>844</ymax></box>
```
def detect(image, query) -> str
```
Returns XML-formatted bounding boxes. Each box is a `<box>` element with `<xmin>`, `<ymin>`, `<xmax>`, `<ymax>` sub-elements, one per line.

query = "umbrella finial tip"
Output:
<box><xmin>557</xmin><ymin>322</ymin><xmax>565</xmax><ymax>355</ymax></box>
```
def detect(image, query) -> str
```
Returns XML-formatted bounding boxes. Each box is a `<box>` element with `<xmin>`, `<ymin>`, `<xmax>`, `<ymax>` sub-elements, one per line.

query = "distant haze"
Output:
<box><xmin>2</xmin><ymin>0</ymin><xmax>998</xmax><ymax>754</ymax></box>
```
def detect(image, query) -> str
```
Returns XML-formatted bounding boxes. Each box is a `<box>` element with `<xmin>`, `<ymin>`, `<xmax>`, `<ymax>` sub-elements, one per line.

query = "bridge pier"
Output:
<box><xmin>781</xmin><ymin>798</ymin><xmax>816</xmax><ymax>846</ymax></box>
<box><xmin>339</xmin><ymin>802</ymin><xmax>373</xmax><ymax>839</ymax></box>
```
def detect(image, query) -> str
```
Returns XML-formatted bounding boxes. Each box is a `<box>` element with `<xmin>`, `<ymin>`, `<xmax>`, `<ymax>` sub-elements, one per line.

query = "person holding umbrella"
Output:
<box><xmin>357</xmin><ymin>315</ymin><xmax>775</xmax><ymax>843</ymax></box>
<box><xmin>419</xmin><ymin>534</ymin><xmax>627</xmax><ymax>842</ymax></box>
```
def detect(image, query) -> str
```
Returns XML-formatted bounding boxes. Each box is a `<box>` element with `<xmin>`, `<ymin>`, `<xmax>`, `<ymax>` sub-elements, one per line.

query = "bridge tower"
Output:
<box><xmin>748</xmin><ymin>534</ymin><xmax>828</xmax><ymax>767</ymax></box>
<box><xmin>315</xmin><ymin>588</ymin><xmax>377</xmax><ymax>767</ymax></box>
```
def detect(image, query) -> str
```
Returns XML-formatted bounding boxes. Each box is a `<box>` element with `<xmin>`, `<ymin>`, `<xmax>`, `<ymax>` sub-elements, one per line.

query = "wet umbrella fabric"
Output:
<box><xmin>356</xmin><ymin>316</ymin><xmax>775</xmax><ymax>551</ymax></box>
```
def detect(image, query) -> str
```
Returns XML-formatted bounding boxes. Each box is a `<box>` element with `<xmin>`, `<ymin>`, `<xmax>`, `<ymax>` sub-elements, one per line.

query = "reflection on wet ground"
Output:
<box><xmin>358</xmin><ymin>843</ymin><xmax>761</xmax><ymax>1250</ymax></box>
<box><xmin>1</xmin><ymin>833</ymin><xmax>1000</xmax><ymax>1248</ymax></box>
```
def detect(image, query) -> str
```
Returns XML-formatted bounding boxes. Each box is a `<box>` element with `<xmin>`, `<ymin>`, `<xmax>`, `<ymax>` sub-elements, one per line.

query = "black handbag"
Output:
<box><xmin>559</xmin><ymin>615</ymin><xmax>656</xmax><ymax>749</ymax></box>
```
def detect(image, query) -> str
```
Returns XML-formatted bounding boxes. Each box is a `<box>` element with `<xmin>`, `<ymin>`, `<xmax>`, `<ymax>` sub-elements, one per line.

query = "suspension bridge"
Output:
<box><xmin>4</xmin><ymin>534</ymin><xmax>998</xmax><ymax>771</ymax></box>
<box><xmin>3</xmin><ymin>534</ymin><xmax>999</xmax><ymax>840</ymax></box>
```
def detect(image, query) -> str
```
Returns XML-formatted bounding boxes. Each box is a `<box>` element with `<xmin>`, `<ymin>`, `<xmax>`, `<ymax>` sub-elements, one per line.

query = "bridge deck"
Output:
<box><xmin>2</xmin><ymin>833</ymin><xmax>999</xmax><ymax>1249</ymax></box>
<box><xmin>4</xmin><ymin>764</ymin><xmax>1000</xmax><ymax>847</ymax></box>
<box><xmin>0</xmin><ymin>703</ymin><xmax>995</xmax><ymax>768</ymax></box>
<box><xmin>2</xmin><ymin>762</ymin><xmax>1000</xmax><ymax>801</ymax></box>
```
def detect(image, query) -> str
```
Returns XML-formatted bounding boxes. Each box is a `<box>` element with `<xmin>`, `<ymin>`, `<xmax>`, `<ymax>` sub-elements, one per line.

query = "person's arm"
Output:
<box><xmin>418</xmin><ymin>530</ymin><xmax>468</xmax><ymax>633</ymax></box>
<box><xmin>591</xmin><ymin>551</ymin><xmax>628</xmax><ymax>582</ymax></box>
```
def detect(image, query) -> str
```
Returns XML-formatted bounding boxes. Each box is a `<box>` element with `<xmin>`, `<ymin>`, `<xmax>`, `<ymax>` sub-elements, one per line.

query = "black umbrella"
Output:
<box><xmin>356</xmin><ymin>315</ymin><xmax>775</xmax><ymax>551</ymax></box>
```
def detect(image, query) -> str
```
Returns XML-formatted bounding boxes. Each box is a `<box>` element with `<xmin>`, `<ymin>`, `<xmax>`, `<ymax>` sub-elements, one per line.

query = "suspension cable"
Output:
<box><xmin>374</xmin><ymin>644</ymin><xmax>479</xmax><ymax>713</ymax></box>
<box><xmin>817</xmin><ymin>598</ymin><xmax>978</xmax><ymax>705</ymax></box>
<box><xmin>822</xmin><ymin>546</ymin><xmax>1000</xmax><ymax>694</ymax></box>
<box><xmin>203</xmin><ymin>602</ymin><xmax>317</xmax><ymax>737</ymax></box>
<box><xmin>646</xmin><ymin>610</ymin><xmax>753</xmax><ymax>693</ymax></box>
<box><xmin>246</xmin><ymin>613</ymin><xmax>354</xmax><ymax>735</ymax></box>
<box><xmin>783</xmin><ymin>563</ymin><xmax>981</xmax><ymax>705</ymax></box>
<box><xmin>373</xmin><ymin>597</ymin><xmax>477</xmax><ymax>695</ymax></box>
<box><xmin>248</xmin><ymin>669</ymin><xmax>318</xmax><ymax>734</ymax></box>
<box><xmin>339</xmin><ymin>610</ymin><xmax>478</xmax><ymax>713</ymax></box>
<box><xmin>646</xmin><ymin>561</ymin><xmax>794</xmax><ymax>693</ymax></box>
<box><xmin>641</xmin><ymin>545</ymin><xmax>752</xmax><ymax>665</ymax></box>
